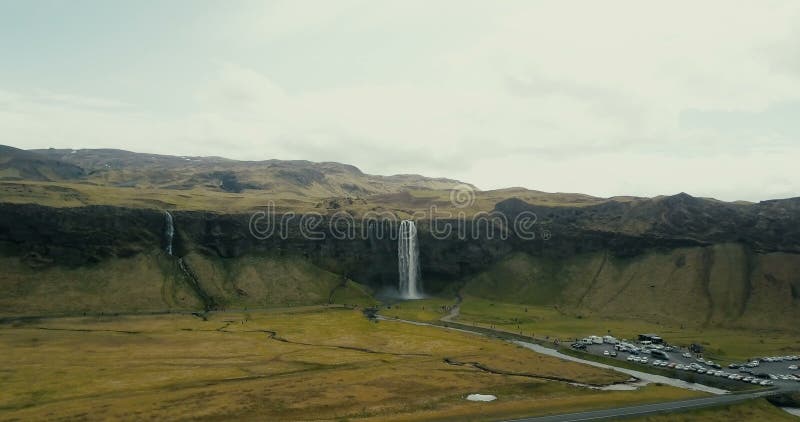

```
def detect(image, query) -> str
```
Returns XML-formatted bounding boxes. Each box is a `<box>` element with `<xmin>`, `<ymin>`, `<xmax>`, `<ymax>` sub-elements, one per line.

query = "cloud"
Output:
<box><xmin>1</xmin><ymin>1</ymin><xmax>800</xmax><ymax>201</ymax></box>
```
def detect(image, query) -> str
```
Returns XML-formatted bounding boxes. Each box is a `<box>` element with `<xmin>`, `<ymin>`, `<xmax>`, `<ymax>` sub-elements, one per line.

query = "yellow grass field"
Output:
<box><xmin>0</xmin><ymin>306</ymin><xmax>703</xmax><ymax>421</ymax></box>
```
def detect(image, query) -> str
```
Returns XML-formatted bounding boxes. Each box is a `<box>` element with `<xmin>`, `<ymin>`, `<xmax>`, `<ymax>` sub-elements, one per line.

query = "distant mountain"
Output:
<box><xmin>27</xmin><ymin>147</ymin><xmax>473</xmax><ymax>196</ymax></box>
<box><xmin>0</xmin><ymin>145</ymin><xmax>84</xmax><ymax>181</ymax></box>
<box><xmin>0</xmin><ymin>146</ymin><xmax>619</xmax><ymax>213</ymax></box>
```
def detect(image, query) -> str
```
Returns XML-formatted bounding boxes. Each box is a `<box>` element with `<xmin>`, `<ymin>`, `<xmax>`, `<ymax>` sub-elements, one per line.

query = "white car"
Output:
<box><xmin>682</xmin><ymin>353</ymin><xmax>692</xmax><ymax>358</ymax></box>
<box><xmin>603</xmin><ymin>350</ymin><xmax>610</xmax><ymax>356</ymax></box>
<box><xmin>789</xmin><ymin>365</ymin><xmax>798</xmax><ymax>370</ymax></box>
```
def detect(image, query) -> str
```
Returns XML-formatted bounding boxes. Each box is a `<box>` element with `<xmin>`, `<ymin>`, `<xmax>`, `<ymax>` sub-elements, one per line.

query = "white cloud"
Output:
<box><xmin>1</xmin><ymin>1</ymin><xmax>800</xmax><ymax>201</ymax></box>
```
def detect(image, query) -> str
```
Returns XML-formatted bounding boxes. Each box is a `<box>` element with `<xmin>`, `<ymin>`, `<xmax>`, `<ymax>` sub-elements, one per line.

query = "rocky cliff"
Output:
<box><xmin>1</xmin><ymin>193</ymin><xmax>799</xmax><ymax>328</ymax></box>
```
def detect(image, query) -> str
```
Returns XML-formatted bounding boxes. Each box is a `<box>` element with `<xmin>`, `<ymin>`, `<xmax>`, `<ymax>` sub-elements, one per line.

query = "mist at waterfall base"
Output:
<box><xmin>397</xmin><ymin>220</ymin><xmax>423</xmax><ymax>300</ymax></box>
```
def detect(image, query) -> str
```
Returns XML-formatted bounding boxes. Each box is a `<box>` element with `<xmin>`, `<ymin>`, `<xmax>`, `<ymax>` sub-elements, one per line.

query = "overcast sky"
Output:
<box><xmin>1</xmin><ymin>1</ymin><xmax>799</xmax><ymax>201</ymax></box>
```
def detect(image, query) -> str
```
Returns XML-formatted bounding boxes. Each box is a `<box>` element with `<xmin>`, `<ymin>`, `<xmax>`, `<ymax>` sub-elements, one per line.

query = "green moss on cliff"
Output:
<box><xmin>460</xmin><ymin>245</ymin><xmax>800</xmax><ymax>332</ymax></box>
<box><xmin>0</xmin><ymin>254</ymin><xmax>202</xmax><ymax>316</ymax></box>
<box><xmin>181</xmin><ymin>253</ymin><xmax>346</xmax><ymax>309</ymax></box>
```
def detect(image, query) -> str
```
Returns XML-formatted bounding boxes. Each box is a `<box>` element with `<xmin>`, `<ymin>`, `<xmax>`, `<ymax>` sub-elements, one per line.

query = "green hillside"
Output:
<box><xmin>0</xmin><ymin>251</ymin><xmax>374</xmax><ymax>317</ymax></box>
<box><xmin>462</xmin><ymin>245</ymin><xmax>800</xmax><ymax>331</ymax></box>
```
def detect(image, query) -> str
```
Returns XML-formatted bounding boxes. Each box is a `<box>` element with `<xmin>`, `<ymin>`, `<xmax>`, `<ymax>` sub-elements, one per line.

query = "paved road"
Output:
<box><xmin>505</xmin><ymin>388</ymin><xmax>788</xmax><ymax>422</ymax></box>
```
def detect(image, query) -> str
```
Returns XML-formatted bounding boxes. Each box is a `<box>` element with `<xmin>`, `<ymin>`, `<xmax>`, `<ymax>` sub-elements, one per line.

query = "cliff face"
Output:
<box><xmin>494</xmin><ymin>194</ymin><xmax>800</xmax><ymax>254</ymax></box>
<box><xmin>1</xmin><ymin>193</ymin><xmax>799</xmax><ymax>328</ymax></box>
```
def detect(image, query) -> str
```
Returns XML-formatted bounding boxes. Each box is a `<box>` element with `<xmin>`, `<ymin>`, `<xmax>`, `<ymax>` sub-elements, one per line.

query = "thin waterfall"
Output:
<box><xmin>165</xmin><ymin>211</ymin><xmax>174</xmax><ymax>256</ymax></box>
<box><xmin>398</xmin><ymin>220</ymin><xmax>422</xmax><ymax>299</ymax></box>
<box><xmin>163</xmin><ymin>210</ymin><xmax>214</xmax><ymax>311</ymax></box>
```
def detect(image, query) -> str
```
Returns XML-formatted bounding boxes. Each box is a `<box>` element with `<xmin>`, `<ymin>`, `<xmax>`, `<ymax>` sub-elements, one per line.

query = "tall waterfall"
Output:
<box><xmin>165</xmin><ymin>211</ymin><xmax>174</xmax><ymax>256</ymax></box>
<box><xmin>398</xmin><ymin>220</ymin><xmax>422</xmax><ymax>299</ymax></box>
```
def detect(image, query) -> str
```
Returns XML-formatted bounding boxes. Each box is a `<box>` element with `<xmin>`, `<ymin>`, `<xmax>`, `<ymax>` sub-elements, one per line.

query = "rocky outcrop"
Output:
<box><xmin>495</xmin><ymin>194</ymin><xmax>800</xmax><ymax>254</ymax></box>
<box><xmin>0</xmin><ymin>203</ymin><xmax>163</xmax><ymax>266</ymax></box>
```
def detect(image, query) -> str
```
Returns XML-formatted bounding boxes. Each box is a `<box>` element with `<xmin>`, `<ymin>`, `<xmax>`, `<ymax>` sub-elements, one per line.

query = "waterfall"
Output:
<box><xmin>163</xmin><ymin>210</ymin><xmax>214</xmax><ymax>311</ymax></box>
<box><xmin>165</xmin><ymin>211</ymin><xmax>174</xmax><ymax>256</ymax></box>
<box><xmin>398</xmin><ymin>220</ymin><xmax>422</xmax><ymax>299</ymax></box>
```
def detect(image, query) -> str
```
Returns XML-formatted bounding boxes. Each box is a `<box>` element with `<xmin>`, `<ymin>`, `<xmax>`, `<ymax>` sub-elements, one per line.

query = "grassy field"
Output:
<box><xmin>626</xmin><ymin>398</ymin><xmax>797</xmax><ymax>421</ymax></box>
<box><xmin>380</xmin><ymin>297</ymin><xmax>457</xmax><ymax>322</ymax></box>
<box><xmin>455</xmin><ymin>296</ymin><xmax>800</xmax><ymax>362</ymax></box>
<box><xmin>0</xmin><ymin>306</ymin><xmax>706</xmax><ymax>421</ymax></box>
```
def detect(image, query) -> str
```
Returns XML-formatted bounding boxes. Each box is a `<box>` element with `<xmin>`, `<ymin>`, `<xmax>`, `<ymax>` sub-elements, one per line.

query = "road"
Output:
<box><xmin>506</xmin><ymin>388</ymin><xmax>787</xmax><ymax>422</ymax></box>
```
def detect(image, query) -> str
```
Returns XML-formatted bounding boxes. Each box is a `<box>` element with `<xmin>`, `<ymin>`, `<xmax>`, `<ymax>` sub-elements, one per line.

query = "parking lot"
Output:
<box><xmin>572</xmin><ymin>339</ymin><xmax>800</xmax><ymax>389</ymax></box>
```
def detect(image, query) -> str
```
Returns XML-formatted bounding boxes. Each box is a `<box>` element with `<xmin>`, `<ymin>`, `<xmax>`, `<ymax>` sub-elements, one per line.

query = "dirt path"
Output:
<box><xmin>440</xmin><ymin>294</ymin><xmax>461</xmax><ymax>322</ymax></box>
<box><xmin>440</xmin><ymin>303</ymin><xmax>460</xmax><ymax>322</ymax></box>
